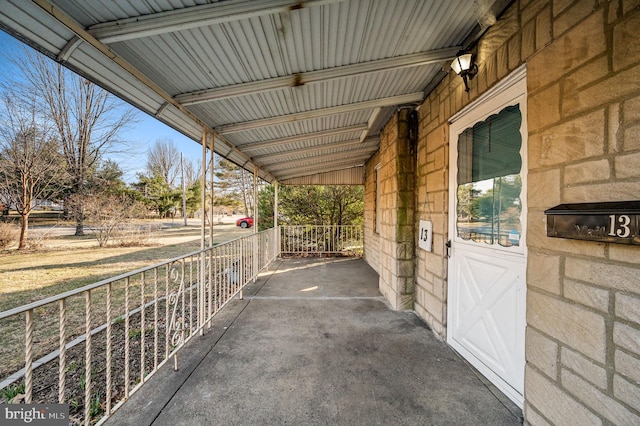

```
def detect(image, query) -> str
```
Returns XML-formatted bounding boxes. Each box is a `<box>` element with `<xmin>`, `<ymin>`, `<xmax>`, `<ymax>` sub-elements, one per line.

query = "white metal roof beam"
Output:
<box><xmin>253</xmin><ymin>136</ymin><xmax>378</xmax><ymax>163</ymax></box>
<box><xmin>216</xmin><ymin>92</ymin><xmax>424</xmax><ymax>134</ymax></box>
<box><xmin>237</xmin><ymin>124</ymin><xmax>368</xmax><ymax>153</ymax></box>
<box><xmin>265</xmin><ymin>151</ymin><xmax>374</xmax><ymax>172</ymax></box>
<box><xmin>88</xmin><ymin>0</ymin><xmax>345</xmax><ymax>44</ymax></box>
<box><xmin>176</xmin><ymin>47</ymin><xmax>460</xmax><ymax>105</ymax></box>
<box><xmin>276</xmin><ymin>161</ymin><xmax>368</xmax><ymax>180</ymax></box>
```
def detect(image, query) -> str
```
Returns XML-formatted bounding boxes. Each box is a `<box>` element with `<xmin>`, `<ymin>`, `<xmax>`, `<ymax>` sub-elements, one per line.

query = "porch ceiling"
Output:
<box><xmin>0</xmin><ymin>0</ymin><xmax>508</xmax><ymax>184</ymax></box>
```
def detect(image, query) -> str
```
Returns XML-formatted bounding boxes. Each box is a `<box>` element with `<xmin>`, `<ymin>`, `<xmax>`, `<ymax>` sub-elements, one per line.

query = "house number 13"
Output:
<box><xmin>609</xmin><ymin>214</ymin><xmax>631</xmax><ymax>238</ymax></box>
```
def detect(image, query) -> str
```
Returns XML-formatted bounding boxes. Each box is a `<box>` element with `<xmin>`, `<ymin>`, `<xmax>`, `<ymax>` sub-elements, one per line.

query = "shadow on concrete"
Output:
<box><xmin>105</xmin><ymin>257</ymin><xmax>523</xmax><ymax>426</ymax></box>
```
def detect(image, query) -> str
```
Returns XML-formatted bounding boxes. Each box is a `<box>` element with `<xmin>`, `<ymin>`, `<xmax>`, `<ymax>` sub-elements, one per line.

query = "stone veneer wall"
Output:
<box><xmin>365</xmin><ymin>0</ymin><xmax>640</xmax><ymax>423</ymax></box>
<box><xmin>364</xmin><ymin>110</ymin><xmax>416</xmax><ymax>309</ymax></box>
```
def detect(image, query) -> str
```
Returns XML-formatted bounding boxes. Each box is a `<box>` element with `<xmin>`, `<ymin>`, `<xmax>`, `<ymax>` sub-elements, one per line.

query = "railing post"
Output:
<box><xmin>84</xmin><ymin>290</ymin><xmax>92</xmax><ymax>426</ymax></box>
<box><xmin>105</xmin><ymin>284</ymin><xmax>112</xmax><ymax>416</ymax></box>
<box><xmin>24</xmin><ymin>309</ymin><xmax>33</xmax><ymax>404</ymax></box>
<box><xmin>239</xmin><ymin>239</ymin><xmax>244</xmax><ymax>300</ymax></box>
<box><xmin>59</xmin><ymin>299</ymin><xmax>67</xmax><ymax>405</ymax></box>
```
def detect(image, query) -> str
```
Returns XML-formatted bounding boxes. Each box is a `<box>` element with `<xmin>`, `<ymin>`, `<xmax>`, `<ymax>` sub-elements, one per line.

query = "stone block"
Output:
<box><xmin>623</xmin><ymin>0</ymin><xmax>640</xmax><ymax>14</ymax></box>
<box><xmin>485</xmin><ymin>54</ymin><xmax>498</xmax><ymax>87</ymax></box>
<box><xmin>616</xmin><ymin>293</ymin><xmax>640</xmax><ymax>325</ymax></box>
<box><xmin>528</xmin><ymin>290</ymin><xmax>606</xmax><ymax>363</ymax></box>
<box><xmin>521</xmin><ymin>15</ymin><xmax>535</xmax><ymax>60</ymax></box>
<box><xmin>527</xmin><ymin>251</ymin><xmax>561</xmax><ymax>294</ymax></box>
<box><xmin>564</xmin><ymin>63</ymin><xmax>640</xmax><ymax>115</ymax></box>
<box><xmin>613</xmin><ymin>10</ymin><xmax>640</xmax><ymax>71</ymax></box>
<box><xmin>615</xmin><ymin>349</ymin><xmax>640</xmax><ymax>383</ymax></box>
<box><xmin>526</xmin><ymin>327</ymin><xmax>558</xmax><ymax>378</ymax></box>
<box><xmin>623</xmin><ymin>94</ymin><xmax>640</xmax><ymax>122</ymax></box>
<box><xmin>564</xmin><ymin>280</ymin><xmax>609</xmax><ymax>312</ymax></box>
<box><xmin>564</xmin><ymin>181</ymin><xmax>640</xmax><ymax>203</ymax></box>
<box><xmin>561</xmin><ymin>347</ymin><xmax>608</xmax><ymax>389</ymax></box>
<box><xmin>562</xmin><ymin>368</ymin><xmax>639</xmax><ymax>425</ymax></box>
<box><xmin>608</xmin><ymin>244</ymin><xmax>640</xmax><ymax>264</ymax></box>
<box><xmin>553</xmin><ymin>1</ymin><xmax>597</xmax><ymax>36</ymax></box>
<box><xmin>528</xmin><ymin>109</ymin><xmax>605</xmax><ymax>169</ymax></box>
<box><xmin>497</xmin><ymin>45</ymin><xmax>509</xmax><ymax>79</ymax></box>
<box><xmin>529</xmin><ymin>11</ymin><xmax>606</xmax><ymax>91</ymax></box>
<box><xmin>564</xmin><ymin>159</ymin><xmax>610</xmax><ymax>184</ymax></box>
<box><xmin>528</xmin><ymin>83</ymin><xmax>560</xmax><ymax>132</ymax></box>
<box><xmin>565</xmin><ymin>257</ymin><xmax>640</xmax><ymax>294</ymax></box>
<box><xmin>478</xmin><ymin>2</ymin><xmax>519</xmax><ymax>61</ymax></box>
<box><xmin>424</xmin><ymin>291</ymin><xmax>445</xmax><ymax>322</ymax></box>
<box><xmin>527</xmin><ymin>169</ymin><xmax>561</xmax><ymax>207</ymax></box>
<box><xmin>522</xmin><ymin>0</ymin><xmax>550</xmax><ymax>25</ymax></box>
<box><xmin>508</xmin><ymin>34</ymin><xmax>522</xmax><ymax>70</ymax></box>
<box><xmin>536</xmin><ymin>6</ymin><xmax>552</xmax><ymax>49</ymax></box>
<box><xmin>524</xmin><ymin>404</ymin><xmax>552</xmax><ymax>426</ymax></box>
<box><xmin>608</xmin><ymin>103</ymin><xmax>621</xmax><ymax>153</ymax></box>
<box><xmin>525</xmin><ymin>366</ymin><xmax>602</xmax><ymax>425</ymax></box>
<box><xmin>553</xmin><ymin>0</ymin><xmax>574</xmax><ymax>16</ymax></box>
<box><xmin>563</xmin><ymin>56</ymin><xmax>609</xmax><ymax>94</ymax></box>
<box><xmin>623</xmin><ymin>124</ymin><xmax>640</xmax><ymax>151</ymax></box>
<box><xmin>614</xmin><ymin>322</ymin><xmax>640</xmax><ymax>355</ymax></box>
<box><xmin>614</xmin><ymin>374</ymin><xmax>640</xmax><ymax>412</ymax></box>
<box><xmin>397</xmin><ymin>259</ymin><xmax>414</xmax><ymax>278</ymax></box>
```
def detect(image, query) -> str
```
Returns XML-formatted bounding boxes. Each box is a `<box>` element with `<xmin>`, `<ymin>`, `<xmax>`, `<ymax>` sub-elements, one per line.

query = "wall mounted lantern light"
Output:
<box><xmin>451</xmin><ymin>53</ymin><xmax>478</xmax><ymax>92</ymax></box>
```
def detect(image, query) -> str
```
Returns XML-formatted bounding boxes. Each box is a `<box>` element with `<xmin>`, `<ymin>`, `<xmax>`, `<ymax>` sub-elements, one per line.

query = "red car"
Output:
<box><xmin>236</xmin><ymin>217</ymin><xmax>253</xmax><ymax>228</ymax></box>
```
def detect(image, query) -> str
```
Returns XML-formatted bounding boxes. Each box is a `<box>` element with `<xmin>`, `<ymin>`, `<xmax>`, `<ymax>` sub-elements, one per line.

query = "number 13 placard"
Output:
<box><xmin>419</xmin><ymin>220</ymin><xmax>433</xmax><ymax>252</ymax></box>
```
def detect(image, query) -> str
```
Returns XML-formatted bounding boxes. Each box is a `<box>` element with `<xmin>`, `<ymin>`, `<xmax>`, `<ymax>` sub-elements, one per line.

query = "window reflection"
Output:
<box><xmin>456</xmin><ymin>105</ymin><xmax>522</xmax><ymax>247</ymax></box>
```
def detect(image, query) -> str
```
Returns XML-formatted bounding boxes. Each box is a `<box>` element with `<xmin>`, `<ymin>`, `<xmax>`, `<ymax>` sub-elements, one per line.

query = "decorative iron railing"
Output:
<box><xmin>280</xmin><ymin>225</ymin><xmax>363</xmax><ymax>255</ymax></box>
<box><xmin>0</xmin><ymin>227</ymin><xmax>280</xmax><ymax>426</ymax></box>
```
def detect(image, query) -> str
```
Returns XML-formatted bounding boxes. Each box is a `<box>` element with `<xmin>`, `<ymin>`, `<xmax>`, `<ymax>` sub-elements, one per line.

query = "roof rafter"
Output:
<box><xmin>176</xmin><ymin>47</ymin><xmax>460</xmax><ymax>105</ymax></box>
<box><xmin>238</xmin><ymin>124</ymin><xmax>368</xmax><ymax>153</ymax></box>
<box><xmin>264</xmin><ymin>151</ymin><xmax>374</xmax><ymax>172</ymax></box>
<box><xmin>269</xmin><ymin>152</ymin><xmax>371</xmax><ymax>174</ymax></box>
<box><xmin>216</xmin><ymin>92</ymin><xmax>424</xmax><ymax>134</ymax></box>
<box><xmin>88</xmin><ymin>0</ymin><xmax>345</xmax><ymax>44</ymax></box>
<box><xmin>276</xmin><ymin>160</ymin><xmax>369</xmax><ymax>180</ymax></box>
<box><xmin>253</xmin><ymin>136</ymin><xmax>379</xmax><ymax>163</ymax></box>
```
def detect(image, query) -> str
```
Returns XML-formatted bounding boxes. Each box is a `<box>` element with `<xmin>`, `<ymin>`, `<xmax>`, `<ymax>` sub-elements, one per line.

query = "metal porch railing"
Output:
<box><xmin>0</xmin><ymin>224</ymin><xmax>361</xmax><ymax>425</ymax></box>
<box><xmin>0</xmin><ymin>227</ymin><xmax>280</xmax><ymax>426</ymax></box>
<box><xmin>280</xmin><ymin>225</ymin><xmax>363</xmax><ymax>255</ymax></box>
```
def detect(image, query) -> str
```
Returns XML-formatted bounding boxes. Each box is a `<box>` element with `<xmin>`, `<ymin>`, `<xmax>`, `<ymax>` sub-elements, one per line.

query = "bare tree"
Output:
<box><xmin>147</xmin><ymin>138</ymin><xmax>180</xmax><ymax>188</ymax></box>
<box><xmin>14</xmin><ymin>49</ymin><xmax>137</xmax><ymax>235</ymax></box>
<box><xmin>182</xmin><ymin>157</ymin><xmax>202</xmax><ymax>188</ymax></box>
<box><xmin>0</xmin><ymin>92</ymin><xmax>66</xmax><ymax>249</ymax></box>
<box><xmin>214</xmin><ymin>156</ymin><xmax>255</xmax><ymax>216</ymax></box>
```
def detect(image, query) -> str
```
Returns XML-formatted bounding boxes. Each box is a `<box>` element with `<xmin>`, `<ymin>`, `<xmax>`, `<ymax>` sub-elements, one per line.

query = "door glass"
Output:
<box><xmin>456</xmin><ymin>105</ymin><xmax>522</xmax><ymax>247</ymax></box>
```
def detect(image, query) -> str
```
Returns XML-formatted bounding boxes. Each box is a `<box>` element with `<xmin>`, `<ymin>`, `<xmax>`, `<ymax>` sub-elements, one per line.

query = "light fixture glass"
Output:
<box><xmin>451</xmin><ymin>53</ymin><xmax>473</xmax><ymax>75</ymax></box>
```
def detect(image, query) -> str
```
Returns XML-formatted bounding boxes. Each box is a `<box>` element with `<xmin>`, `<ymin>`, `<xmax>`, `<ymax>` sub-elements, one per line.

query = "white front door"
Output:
<box><xmin>447</xmin><ymin>67</ymin><xmax>527</xmax><ymax>406</ymax></box>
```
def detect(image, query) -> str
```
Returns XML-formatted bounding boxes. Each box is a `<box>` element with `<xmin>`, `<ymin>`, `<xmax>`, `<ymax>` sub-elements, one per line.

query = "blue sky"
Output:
<box><xmin>0</xmin><ymin>31</ymin><xmax>205</xmax><ymax>182</ymax></box>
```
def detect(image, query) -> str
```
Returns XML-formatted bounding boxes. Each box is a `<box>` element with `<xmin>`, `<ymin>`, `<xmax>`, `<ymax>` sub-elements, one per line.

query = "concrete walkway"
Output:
<box><xmin>105</xmin><ymin>257</ymin><xmax>523</xmax><ymax>426</ymax></box>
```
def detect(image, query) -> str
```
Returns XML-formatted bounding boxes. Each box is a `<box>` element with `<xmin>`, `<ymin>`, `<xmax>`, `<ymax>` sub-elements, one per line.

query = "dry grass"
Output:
<box><xmin>0</xmin><ymin>222</ymin><xmax>250</xmax><ymax>310</ymax></box>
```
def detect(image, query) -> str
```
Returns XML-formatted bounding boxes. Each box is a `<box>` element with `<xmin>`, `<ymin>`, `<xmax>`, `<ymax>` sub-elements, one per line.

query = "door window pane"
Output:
<box><xmin>456</xmin><ymin>105</ymin><xmax>522</xmax><ymax>247</ymax></box>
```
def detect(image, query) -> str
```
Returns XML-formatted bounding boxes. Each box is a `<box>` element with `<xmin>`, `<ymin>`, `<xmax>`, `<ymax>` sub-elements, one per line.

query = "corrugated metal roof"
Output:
<box><xmin>0</xmin><ymin>0</ymin><xmax>507</xmax><ymax>184</ymax></box>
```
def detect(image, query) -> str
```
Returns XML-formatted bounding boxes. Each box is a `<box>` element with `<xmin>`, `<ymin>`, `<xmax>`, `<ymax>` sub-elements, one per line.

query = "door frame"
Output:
<box><xmin>447</xmin><ymin>65</ymin><xmax>528</xmax><ymax>406</ymax></box>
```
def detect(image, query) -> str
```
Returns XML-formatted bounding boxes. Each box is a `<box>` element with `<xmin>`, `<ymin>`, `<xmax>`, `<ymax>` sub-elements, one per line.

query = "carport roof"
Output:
<box><xmin>0</xmin><ymin>0</ymin><xmax>509</xmax><ymax>184</ymax></box>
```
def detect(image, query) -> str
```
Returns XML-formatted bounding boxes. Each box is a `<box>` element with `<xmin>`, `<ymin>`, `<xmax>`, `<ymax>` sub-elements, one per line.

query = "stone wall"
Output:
<box><xmin>364</xmin><ymin>0</ymin><xmax>640</xmax><ymax>423</ymax></box>
<box><xmin>363</xmin><ymin>151</ymin><xmax>381</xmax><ymax>273</ymax></box>
<box><xmin>364</xmin><ymin>110</ymin><xmax>416</xmax><ymax>309</ymax></box>
<box><xmin>524</xmin><ymin>1</ymin><xmax>640</xmax><ymax>424</ymax></box>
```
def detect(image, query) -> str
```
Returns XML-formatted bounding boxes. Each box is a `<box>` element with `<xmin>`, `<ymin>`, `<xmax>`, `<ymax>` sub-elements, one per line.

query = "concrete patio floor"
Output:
<box><xmin>105</xmin><ymin>257</ymin><xmax>523</xmax><ymax>426</ymax></box>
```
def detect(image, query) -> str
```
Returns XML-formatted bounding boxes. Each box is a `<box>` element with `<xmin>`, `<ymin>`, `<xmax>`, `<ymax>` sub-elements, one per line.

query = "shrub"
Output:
<box><xmin>0</xmin><ymin>223</ymin><xmax>19</xmax><ymax>249</ymax></box>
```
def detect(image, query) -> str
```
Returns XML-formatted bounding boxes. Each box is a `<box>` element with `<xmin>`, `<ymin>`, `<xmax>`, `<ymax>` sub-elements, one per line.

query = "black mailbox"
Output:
<box><xmin>545</xmin><ymin>201</ymin><xmax>640</xmax><ymax>246</ymax></box>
